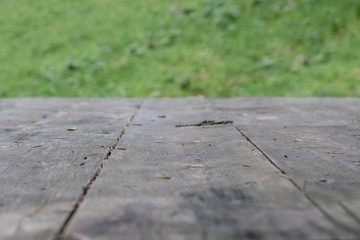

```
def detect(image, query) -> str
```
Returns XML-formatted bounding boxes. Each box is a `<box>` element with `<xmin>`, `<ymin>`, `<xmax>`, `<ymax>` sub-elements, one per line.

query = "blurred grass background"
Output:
<box><xmin>0</xmin><ymin>0</ymin><xmax>359</xmax><ymax>98</ymax></box>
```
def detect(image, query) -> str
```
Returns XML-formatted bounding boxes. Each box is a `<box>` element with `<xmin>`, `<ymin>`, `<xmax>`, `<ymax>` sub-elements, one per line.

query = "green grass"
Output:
<box><xmin>1</xmin><ymin>0</ymin><xmax>359</xmax><ymax>97</ymax></box>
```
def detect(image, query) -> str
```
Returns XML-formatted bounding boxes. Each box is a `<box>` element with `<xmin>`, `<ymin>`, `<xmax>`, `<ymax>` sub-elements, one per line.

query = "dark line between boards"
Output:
<box><xmin>232</xmin><ymin>124</ymin><xmax>286</xmax><ymax>174</ymax></box>
<box><xmin>55</xmin><ymin>102</ymin><xmax>143</xmax><ymax>239</ymax></box>
<box><xmin>232</xmin><ymin>124</ymin><xmax>360</xmax><ymax>237</ymax></box>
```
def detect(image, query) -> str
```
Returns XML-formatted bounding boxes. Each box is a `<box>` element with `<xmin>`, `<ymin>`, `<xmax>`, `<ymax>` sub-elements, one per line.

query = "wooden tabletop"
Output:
<box><xmin>0</xmin><ymin>98</ymin><xmax>359</xmax><ymax>240</ymax></box>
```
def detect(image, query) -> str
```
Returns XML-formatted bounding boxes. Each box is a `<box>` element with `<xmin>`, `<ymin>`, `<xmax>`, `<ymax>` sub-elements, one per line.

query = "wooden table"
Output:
<box><xmin>0</xmin><ymin>98</ymin><xmax>359</xmax><ymax>240</ymax></box>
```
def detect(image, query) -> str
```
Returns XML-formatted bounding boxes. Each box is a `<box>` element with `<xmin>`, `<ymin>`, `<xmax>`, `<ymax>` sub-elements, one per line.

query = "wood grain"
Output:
<box><xmin>1</xmin><ymin>98</ymin><xmax>359</xmax><ymax>240</ymax></box>
<box><xmin>210</xmin><ymin>98</ymin><xmax>360</xmax><ymax>238</ymax></box>
<box><xmin>0</xmin><ymin>99</ymin><xmax>142</xmax><ymax>240</ymax></box>
<box><xmin>65</xmin><ymin>98</ymin><xmax>342</xmax><ymax>240</ymax></box>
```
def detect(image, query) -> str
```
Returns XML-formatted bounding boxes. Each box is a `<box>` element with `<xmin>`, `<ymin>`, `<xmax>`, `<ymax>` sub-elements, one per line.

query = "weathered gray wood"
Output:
<box><xmin>65</xmin><ymin>98</ymin><xmax>343</xmax><ymax>240</ymax></box>
<box><xmin>1</xmin><ymin>98</ymin><xmax>359</xmax><ymax>240</ymax></box>
<box><xmin>209</xmin><ymin>98</ymin><xmax>360</xmax><ymax>238</ymax></box>
<box><xmin>0</xmin><ymin>98</ymin><xmax>142</xmax><ymax>240</ymax></box>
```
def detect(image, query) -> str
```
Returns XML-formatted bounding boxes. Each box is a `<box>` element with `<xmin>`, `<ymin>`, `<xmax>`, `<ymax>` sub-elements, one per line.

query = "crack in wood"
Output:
<box><xmin>175</xmin><ymin>120</ymin><xmax>233</xmax><ymax>127</ymax></box>
<box><xmin>232</xmin><ymin>124</ymin><xmax>360</xmax><ymax>237</ymax></box>
<box><xmin>232</xmin><ymin>125</ymin><xmax>286</xmax><ymax>174</ymax></box>
<box><xmin>55</xmin><ymin>102</ymin><xmax>143</xmax><ymax>239</ymax></box>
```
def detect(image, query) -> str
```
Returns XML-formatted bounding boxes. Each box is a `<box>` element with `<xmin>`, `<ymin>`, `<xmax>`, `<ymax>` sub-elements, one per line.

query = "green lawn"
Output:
<box><xmin>1</xmin><ymin>0</ymin><xmax>359</xmax><ymax>97</ymax></box>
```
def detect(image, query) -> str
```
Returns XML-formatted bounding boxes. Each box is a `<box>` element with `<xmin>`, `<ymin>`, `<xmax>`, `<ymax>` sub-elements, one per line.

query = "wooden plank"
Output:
<box><xmin>210</xmin><ymin>98</ymin><xmax>360</xmax><ymax>238</ymax></box>
<box><xmin>65</xmin><ymin>98</ymin><xmax>341</xmax><ymax>240</ymax></box>
<box><xmin>208</xmin><ymin>97</ymin><xmax>360</xmax><ymax>127</ymax></box>
<box><xmin>0</xmin><ymin>98</ymin><xmax>142</xmax><ymax>240</ymax></box>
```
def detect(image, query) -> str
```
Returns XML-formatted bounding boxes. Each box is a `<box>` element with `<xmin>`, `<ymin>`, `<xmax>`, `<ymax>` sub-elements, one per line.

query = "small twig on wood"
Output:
<box><xmin>185</xmin><ymin>164</ymin><xmax>208</xmax><ymax>170</ymax></box>
<box><xmin>176</xmin><ymin>120</ymin><xmax>233</xmax><ymax>127</ymax></box>
<box><xmin>55</xmin><ymin>137</ymin><xmax>67</xmax><ymax>140</ymax></box>
<box><xmin>157</xmin><ymin>175</ymin><xmax>171</xmax><ymax>179</ymax></box>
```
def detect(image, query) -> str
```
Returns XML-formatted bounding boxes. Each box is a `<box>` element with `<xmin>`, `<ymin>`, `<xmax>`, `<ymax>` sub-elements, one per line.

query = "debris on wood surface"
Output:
<box><xmin>293</xmin><ymin>138</ymin><xmax>303</xmax><ymax>142</ymax></box>
<box><xmin>169</xmin><ymin>210</ymin><xmax>179</xmax><ymax>217</ymax></box>
<box><xmin>176</xmin><ymin>120</ymin><xmax>233</xmax><ymax>127</ymax></box>
<box><xmin>244</xmin><ymin>181</ymin><xmax>258</xmax><ymax>187</ymax></box>
<box><xmin>185</xmin><ymin>164</ymin><xmax>208</xmax><ymax>170</ymax></box>
<box><xmin>55</xmin><ymin>137</ymin><xmax>67</xmax><ymax>139</ymax></box>
<box><xmin>156</xmin><ymin>175</ymin><xmax>171</xmax><ymax>179</ymax></box>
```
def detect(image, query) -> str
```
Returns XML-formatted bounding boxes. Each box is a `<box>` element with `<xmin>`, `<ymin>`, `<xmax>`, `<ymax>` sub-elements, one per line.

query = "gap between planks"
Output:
<box><xmin>55</xmin><ymin>102</ymin><xmax>143</xmax><ymax>239</ymax></box>
<box><xmin>232</xmin><ymin>124</ymin><xmax>360</xmax><ymax>237</ymax></box>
